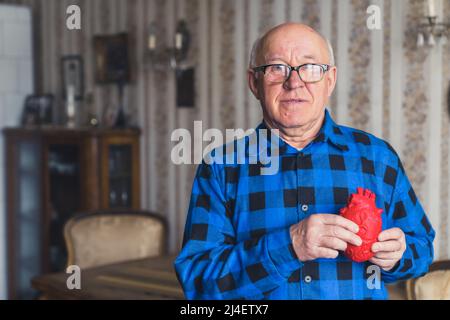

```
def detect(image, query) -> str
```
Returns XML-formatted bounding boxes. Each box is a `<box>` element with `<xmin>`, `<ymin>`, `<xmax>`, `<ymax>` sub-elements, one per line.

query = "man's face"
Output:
<box><xmin>248</xmin><ymin>25</ymin><xmax>337</xmax><ymax>130</ymax></box>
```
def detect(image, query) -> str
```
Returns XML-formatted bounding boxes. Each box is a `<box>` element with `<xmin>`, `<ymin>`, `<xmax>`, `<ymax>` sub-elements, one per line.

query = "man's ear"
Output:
<box><xmin>326</xmin><ymin>66</ymin><xmax>337</xmax><ymax>97</ymax></box>
<box><xmin>247</xmin><ymin>69</ymin><xmax>260</xmax><ymax>100</ymax></box>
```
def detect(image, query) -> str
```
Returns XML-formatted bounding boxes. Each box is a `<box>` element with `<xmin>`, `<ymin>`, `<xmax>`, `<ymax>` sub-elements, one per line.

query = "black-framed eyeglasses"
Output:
<box><xmin>252</xmin><ymin>63</ymin><xmax>331</xmax><ymax>84</ymax></box>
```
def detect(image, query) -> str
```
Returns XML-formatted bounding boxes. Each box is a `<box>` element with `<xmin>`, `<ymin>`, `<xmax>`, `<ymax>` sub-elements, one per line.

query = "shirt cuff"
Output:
<box><xmin>265</xmin><ymin>228</ymin><xmax>303</xmax><ymax>279</ymax></box>
<box><xmin>380</xmin><ymin>250</ymin><xmax>410</xmax><ymax>283</ymax></box>
<box><xmin>383</xmin><ymin>260</ymin><xmax>402</xmax><ymax>274</ymax></box>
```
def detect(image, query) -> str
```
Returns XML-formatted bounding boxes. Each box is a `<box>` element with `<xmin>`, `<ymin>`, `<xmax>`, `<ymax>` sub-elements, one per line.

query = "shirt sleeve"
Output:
<box><xmin>174</xmin><ymin>161</ymin><xmax>303</xmax><ymax>299</ymax></box>
<box><xmin>380</xmin><ymin>157</ymin><xmax>435</xmax><ymax>283</ymax></box>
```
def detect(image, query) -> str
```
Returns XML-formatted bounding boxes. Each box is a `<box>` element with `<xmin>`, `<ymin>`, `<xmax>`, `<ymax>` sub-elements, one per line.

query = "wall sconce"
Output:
<box><xmin>145</xmin><ymin>20</ymin><xmax>190</xmax><ymax>70</ymax></box>
<box><xmin>416</xmin><ymin>0</ymin><xmax>449</xmax><ymax>47</ymax></box>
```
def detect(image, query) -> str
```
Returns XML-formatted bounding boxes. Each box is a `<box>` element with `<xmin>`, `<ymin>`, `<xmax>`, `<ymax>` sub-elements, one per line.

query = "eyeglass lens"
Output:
<box><xmin>265</xmin><ymin>64</ymin><xmax>324</xmax><ymax>83</ymax></box>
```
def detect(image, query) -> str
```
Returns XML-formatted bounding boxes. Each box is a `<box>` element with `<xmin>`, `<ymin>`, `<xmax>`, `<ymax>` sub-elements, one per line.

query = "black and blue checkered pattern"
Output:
<box><xmin>174</xmin><ymin>109</ymin><xmax>435</xmax><ymax>300</ymax></box>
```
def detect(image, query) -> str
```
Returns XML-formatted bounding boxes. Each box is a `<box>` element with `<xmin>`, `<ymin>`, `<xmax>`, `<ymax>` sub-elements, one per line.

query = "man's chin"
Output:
<box><xmin>277</xmin><ymin>118</ymin><xmax>309</xmax><ymax>129</ymax></box>
<box><xmin>264</xmin><ymin>113</ymin><xmax>312</xmax><ymax>130</ymax></box>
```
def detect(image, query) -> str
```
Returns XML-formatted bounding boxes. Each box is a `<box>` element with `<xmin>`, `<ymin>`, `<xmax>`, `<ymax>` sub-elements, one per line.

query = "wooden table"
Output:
<box><xmin>31</xmin><ymin>253</ymin><xmax>407</xmax><ymax>300</ymax></box>
<box><xmin>31</xmin><ymin>254</ymin><xmax>185</xmax><ymax>300</ymax></box>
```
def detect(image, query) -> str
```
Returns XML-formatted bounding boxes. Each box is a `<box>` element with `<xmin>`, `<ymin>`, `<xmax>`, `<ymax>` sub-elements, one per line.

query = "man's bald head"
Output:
<box><xmin>247</xmin><ymin>22</ymin><xmax>338</xmax><ymax>142</ymax></box>
<box><xmin>249</xmin><ymin>23</ymin><xmax>335</xmax><ymax>68</ymax></box>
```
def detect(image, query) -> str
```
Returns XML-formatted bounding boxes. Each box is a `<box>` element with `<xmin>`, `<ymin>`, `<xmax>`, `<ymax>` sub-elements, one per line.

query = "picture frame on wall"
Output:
<box><xmin>94</xmin><ymin>33</ymin><xmax>131</xmax><ymax>84</ymax></box>
<box><xmin>21</xmin><ymin>94</ymin><xmax>54</xmax><ymax>126</ymax></box>
<box><xmin>61</xmin><ymin>55</ymin><xmax>84</xmax><ymax>101</ymax></box>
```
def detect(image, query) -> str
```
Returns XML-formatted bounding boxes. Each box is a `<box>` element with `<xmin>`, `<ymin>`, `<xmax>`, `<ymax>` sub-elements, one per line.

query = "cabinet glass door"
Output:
<box><xmin>108</xmin><ymin>145</ymin><xmax>132</xmax><ymax>208</ymax></box>
<box><xmin>48</xmin><ymin>145</ymin><xmax>80</xmax><ymax>271</ymax></box>
<box><xmin>13</xmin><ymin>140</ymin><xmax>42</xmax><ymax>299</ymax></box>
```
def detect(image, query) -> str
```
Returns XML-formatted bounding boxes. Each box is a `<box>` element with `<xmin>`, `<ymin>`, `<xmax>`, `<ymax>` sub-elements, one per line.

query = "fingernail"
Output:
<box><xmin>373</xmin><ymin>244</ymin><xmax>379</xmax><ymax>251</ymax></box>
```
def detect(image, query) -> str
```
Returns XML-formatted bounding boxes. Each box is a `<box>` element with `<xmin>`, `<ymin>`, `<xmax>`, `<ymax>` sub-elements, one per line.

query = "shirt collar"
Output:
<box><xmin>255</xmin><ymin>108</ymin><xmax>349</xmax><ymax>156</ymax></box>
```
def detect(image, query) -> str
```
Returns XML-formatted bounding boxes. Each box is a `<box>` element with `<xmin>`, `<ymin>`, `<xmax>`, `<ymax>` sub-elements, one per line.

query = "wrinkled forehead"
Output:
<box><xmin>259</xmin><ymin>27</ymin><xmax>329</xmax><ymax>64</ymax></box>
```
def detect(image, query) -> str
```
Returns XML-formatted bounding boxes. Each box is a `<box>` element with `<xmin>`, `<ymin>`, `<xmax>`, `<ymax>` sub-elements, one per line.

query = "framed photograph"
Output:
<box><xmin>61</xmin><ymin>55</ymin><xmax>84</xmax><ymax>100</ymax></box>
<box><xmin>21</xmin><ymin>94</ymin><xmax>54</xmax><ymax>126</ymax></box>
<box><xmin>94</xmin><ymin>33</ymin><xmax>131</xmax><ymax>84</ymax></box>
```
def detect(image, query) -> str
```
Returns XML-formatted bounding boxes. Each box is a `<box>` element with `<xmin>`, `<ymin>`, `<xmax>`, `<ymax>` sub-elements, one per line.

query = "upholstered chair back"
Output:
<box><xmin>406</xmin><ymin>260</ymin><xmax>450</xmax><ymax>300</ymax></box>
<box><xmin>64</xmin><ymin>211</ymin><xmax>167</xmax><ymax>269</ymax></box>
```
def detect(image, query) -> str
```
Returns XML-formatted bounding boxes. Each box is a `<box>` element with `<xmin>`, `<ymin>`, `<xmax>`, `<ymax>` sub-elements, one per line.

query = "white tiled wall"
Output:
<box><xmin>0</xmin><ymin>4</ymin><xmax>34</xmax><ymax>300</ymax></box>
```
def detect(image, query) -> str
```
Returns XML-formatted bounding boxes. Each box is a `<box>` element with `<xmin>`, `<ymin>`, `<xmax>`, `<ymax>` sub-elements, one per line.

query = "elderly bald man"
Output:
<box><xmin>175</xmin><ymin>23</ymin><xmax>435</xmax><ymax>300</ymax></box>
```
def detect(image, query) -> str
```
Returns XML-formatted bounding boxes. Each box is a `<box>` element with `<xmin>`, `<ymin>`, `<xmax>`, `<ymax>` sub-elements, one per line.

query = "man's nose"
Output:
<box><xmin>283</xmin><ymin>70</ymin><xmax>305</xmax><ymax>89</ymax></box>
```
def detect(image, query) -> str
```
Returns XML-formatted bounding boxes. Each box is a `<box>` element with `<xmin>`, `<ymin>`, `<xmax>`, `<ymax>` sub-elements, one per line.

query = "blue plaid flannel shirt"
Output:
<box><xmin>174</xmin><ymin>108</ymin><xmax>435</xmax><ymax>300</ymax></box>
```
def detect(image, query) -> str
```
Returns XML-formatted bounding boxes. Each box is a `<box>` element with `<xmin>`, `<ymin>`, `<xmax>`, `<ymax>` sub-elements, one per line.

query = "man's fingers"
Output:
<box><xmin>324</xmin><ymin>225</ymin><xmax>362</xmax><ymax>246</ymax></box>
<box><xmin>320</xmin><ymin>236</ymin><xmax>347</xmax><ymax>251</ymax></box>
<box><xmin>378</xmin><ymin>227</ymin><xmax>403</xmax><ymax>241</ymax></box>
<box><xmin>372</xmin><ymin>250</ymin><xmax>401</xmax><ymax>260</ymax></box>
<box><xmin>369</xmin><ymin>257</ymin><xmax>398</xmax><ymax>269</ymax></box>
<box><xmin>372</xmin><ymin>240</ymin><xmax>401</xmax><ymax>253</ymax></box>
<box><xmin>321</xmin><ymin>214</ymin><xmax>359</xmax><ymax>234</ymax></box>
<box><xmin>316</xmin><ymin>247</ymin><xmax>339</xmax><ymax>259</ymax></box>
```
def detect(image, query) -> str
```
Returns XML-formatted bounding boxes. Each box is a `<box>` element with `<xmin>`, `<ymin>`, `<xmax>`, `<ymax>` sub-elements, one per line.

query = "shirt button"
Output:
<box><xmin>301</xmin><ymin>204</ymin><xmax>308</xmax><ymax>212</ymax></box>
<box><xmin>304</xmin><ymin>275</ymin><xmax>312</xmax><ymax>283</ymax></box>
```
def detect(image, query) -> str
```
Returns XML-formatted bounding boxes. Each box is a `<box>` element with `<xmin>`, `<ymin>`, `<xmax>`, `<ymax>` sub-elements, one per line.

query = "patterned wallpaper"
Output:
<box><xmin>2</xmin><ymin>0</ymin><xmax>449</xmax><ymax>258</ymax></box>
<box><xmin>349</xmin><ymin>0</ymin><xmax>371</xmax><ymax>131</ymax></box>
<box><xmin>329</xmin><ymin>0</ymin><xmax>339</xmax><ymax>116</ymax></box>
<box><xmin>302</xmin><ymin>0</ymin><xmax>320</xmax><ymax>31</ymax></box>
<box><xmin>219</xmin><ymin>0</ymin><xmax>236</xmax><ymax>131</ymax></box>
<box><xmin>403</xmin><ymin>0</ymin><xmax>429</xmax><ymax>206</ymax></box>
<box><xmin>382</xmin><ymin>0</ymin><xmax>391</xmax><ymax>140</ymax></box>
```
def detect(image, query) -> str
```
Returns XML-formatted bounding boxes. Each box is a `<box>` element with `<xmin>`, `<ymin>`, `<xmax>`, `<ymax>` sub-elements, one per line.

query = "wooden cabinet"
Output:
<box><xmin>3</xmin><ymin>127</ymin><xmax>140</xmax><ymax>299</ymax></box>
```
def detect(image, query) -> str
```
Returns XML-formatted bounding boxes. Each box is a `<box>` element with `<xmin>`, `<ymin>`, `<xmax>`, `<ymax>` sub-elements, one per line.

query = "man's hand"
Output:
<box><xmin>369</xmin><ymin>227</ymin><xmax>406</xmax><ymax>271</ymax></box>
<box><xmin>290</xmin><ymin>214</ymin><xmax>362</xmax><ymax>262</ymax></box>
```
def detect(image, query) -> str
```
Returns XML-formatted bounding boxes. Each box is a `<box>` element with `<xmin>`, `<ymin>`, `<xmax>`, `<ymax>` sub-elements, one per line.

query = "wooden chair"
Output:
<box><xmin>64</xmin><ymin>210</ymin><xmax>167</xmax><ymax>269</ymax></box>
<box><xmin>405</xmin><ymin>260</ymin><xmax>450</xmax><ymax>300</ymax></box>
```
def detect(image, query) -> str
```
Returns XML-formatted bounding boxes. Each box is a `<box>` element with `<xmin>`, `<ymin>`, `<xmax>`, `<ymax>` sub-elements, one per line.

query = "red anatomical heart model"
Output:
<box><xmin>339</xmin><ymin>187</ymin><xmax>383</xmax><ymax>262</ymax></box>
